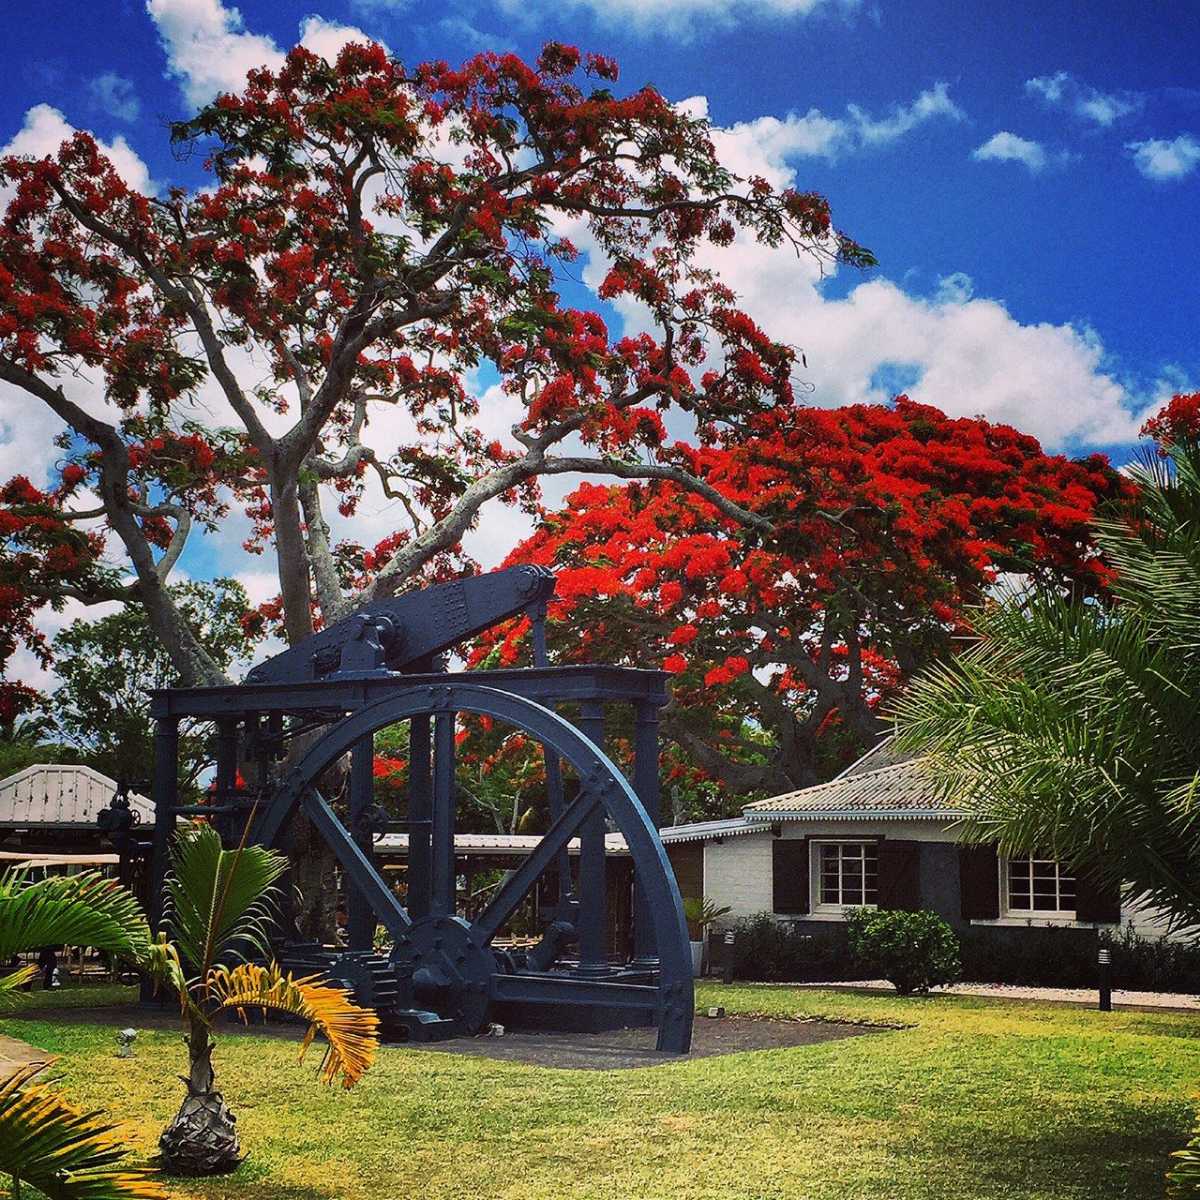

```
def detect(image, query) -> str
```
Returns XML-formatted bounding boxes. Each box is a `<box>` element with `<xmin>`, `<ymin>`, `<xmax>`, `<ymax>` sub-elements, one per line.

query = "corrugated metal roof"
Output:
<box><xmin>657</xmin><ymin>817</ymin><xmax>759</xmax><ymax>844</ymax></box>
<box><xmin>374</xmin><ymin>831</ymin><xmax>630</xmax><ymax>856</ymax></box>
<box><xmin>0</xmin><ymin>765</ymin><xmax>153</xmax><ymax>829</ymax></box>
<box><xmin>834</xmin><ymin>734</ymin><xmax>920</xmax><ymax>780</ymax></box>
<box><xmin>743</xmin><ymin>756</ymin><xmax>963</xmax><ymax>820</ymax></box>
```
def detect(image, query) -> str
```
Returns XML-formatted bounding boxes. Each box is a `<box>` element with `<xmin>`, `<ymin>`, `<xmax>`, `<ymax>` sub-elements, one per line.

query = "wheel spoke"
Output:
<box><xmin>472</xmin><ymin>791</ymin><xmax>600</xmax><ymax>945</ymax></box>
<box><xmin>302</xmin><ymin>786</ymin><xmax>412</xmax><ymax>939</ymax></box>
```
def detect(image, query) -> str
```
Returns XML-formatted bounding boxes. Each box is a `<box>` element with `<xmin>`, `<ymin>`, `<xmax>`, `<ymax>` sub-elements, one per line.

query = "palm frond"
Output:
<box><xmin>895</xmin><ymin>438</ymin><xmax>1200</xmax><ymax>928</ymax></box>
<box><xmin>0</xmin><ymin>871</ymin><xmax>151</xmax><ymax>965</ymax></box>
<box><xmin>0</xmin><ymin>1062</ymin><xmax>166</xmax><ymax>1199</ymax></box>
<box><xmin>0</xmin><ymin>965</ymin><xmax>38</xmax><ymax>1012</ymax></box>
<box><xmin>162</xmin><ymin>825</ymin><xmax>286</xmax><ymax>977</ymax></box>
<box><xmin>204</xmin><ymin>963</ymin><xmax>379</xmax><ymax>1089</ymax></box>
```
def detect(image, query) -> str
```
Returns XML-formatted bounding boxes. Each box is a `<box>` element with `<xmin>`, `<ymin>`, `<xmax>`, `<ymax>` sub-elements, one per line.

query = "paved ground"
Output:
<box><xmin>796</xmin><ymin>979</ymin><xmax>1200</xmax><ymax>1011</ymax></box>
<box><xmin>0</xmin><ymin>1033</ymin><xmax>53</xmax><ymax>1078</ymax></box>
<box><xmin>11</xmin><ymin>1002</ymin><xmax>881</xmax><ymax>1071</ymax></box>
<box><xmin>418</xmin><ymin>1015</ymin><xmax>881</xmax><ymax>1070</ymax></box>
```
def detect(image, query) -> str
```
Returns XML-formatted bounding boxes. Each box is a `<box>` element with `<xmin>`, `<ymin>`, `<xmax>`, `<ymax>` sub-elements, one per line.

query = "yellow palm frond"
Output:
<box><xmin>0</xmin><ymin>964</ymin><xmax>38</xmax><ymax>1012</ymax></box>
<box><xmin>205</xmin><ymin>963</ymin><xmax>379</xmax><ymax>1089</ymax></box>
<box><xmin>0</xmin><ymin>1062</ymin><xmax>166</xmax><ymax>1199</ymax></box>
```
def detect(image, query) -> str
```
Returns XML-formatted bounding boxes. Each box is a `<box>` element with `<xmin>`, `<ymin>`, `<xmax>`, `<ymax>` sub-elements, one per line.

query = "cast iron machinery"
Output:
<box><xmin>137</xmin><ymin>566</ymin><xmax>694</xmax><ymax>1053</ymax></box>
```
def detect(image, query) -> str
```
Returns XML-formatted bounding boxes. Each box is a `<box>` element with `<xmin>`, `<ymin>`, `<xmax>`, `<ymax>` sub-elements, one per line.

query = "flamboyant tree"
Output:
<box><xmin>476</xmin><ymin>398</ymin><xmax>1131</xmax><ymax>806</ymax></box>
<box><xmin>0</xmin><ymin>38</ymin><xmax>873</xmax><ymax>706</ymax></box>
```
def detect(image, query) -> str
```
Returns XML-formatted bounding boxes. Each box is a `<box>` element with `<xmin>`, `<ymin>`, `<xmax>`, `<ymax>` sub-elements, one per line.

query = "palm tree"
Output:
<box><xmin>893</xmin><ymin>427</ymin><xmax>1200</xmax><ymax>930</ymax></box>
<box><xmin>147</xmin><ymin>824</ymin><xmax>380</xmax><ymax>1175</ymax></box>
<box><xmin>0</xmin><ymin>867</ymin><xmax>163</xmax><ymax>1199</ymax></box>
<box><xmin>0</xmin><ymin>824</ymin><xmax>380</xmax><ymax>1184</ymax></box>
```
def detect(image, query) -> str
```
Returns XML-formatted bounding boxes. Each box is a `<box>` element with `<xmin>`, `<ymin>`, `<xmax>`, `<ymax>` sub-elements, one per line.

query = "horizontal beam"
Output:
<box><xmin>492</xmin><ymin>971</ymin><xmax>661</xmax><ymax>1011</ymax></box>
<box><xmin>151</xmin><ymin>666</ymin><xmax>669</xmax><ymax>719</ymax></box>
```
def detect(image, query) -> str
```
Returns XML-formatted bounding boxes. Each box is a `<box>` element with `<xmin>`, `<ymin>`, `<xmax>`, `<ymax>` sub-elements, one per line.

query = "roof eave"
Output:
<box><xmin>742</xmin><ymin>809</ymin><xmax>964</xmax><ymax>822</ymax></box>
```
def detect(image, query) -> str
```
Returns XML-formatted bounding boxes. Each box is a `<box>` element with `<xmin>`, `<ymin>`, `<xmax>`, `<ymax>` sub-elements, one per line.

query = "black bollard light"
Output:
<box><xmin>1098</xmin><ymin>947</ymin><xmax>1113</xmax><ymax>1012</ymax></box>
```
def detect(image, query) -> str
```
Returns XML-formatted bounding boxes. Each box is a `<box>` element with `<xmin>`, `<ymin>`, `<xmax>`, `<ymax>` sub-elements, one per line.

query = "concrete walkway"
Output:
<box><xmin>797</xmin><ymin>979</ymin><xmax>1200</xmax><ymax>1012</ymax></box>
<box><xmin>0</xmin><ymin>1033</ymin><xmax>53</xmax><ymax>1079</ymax></box>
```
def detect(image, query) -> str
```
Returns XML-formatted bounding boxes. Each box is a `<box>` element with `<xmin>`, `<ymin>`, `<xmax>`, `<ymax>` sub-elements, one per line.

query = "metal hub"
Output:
<box><xmin>390</xmin><ymin>915</ymin><xmax>494</xmax><ymax>1034</ymax></box>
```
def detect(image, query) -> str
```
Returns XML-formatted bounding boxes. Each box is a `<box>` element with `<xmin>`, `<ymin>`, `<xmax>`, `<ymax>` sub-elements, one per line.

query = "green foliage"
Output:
<box><xmin>895</xmin><ymin>435</ymin><xmax>1200</xmax><ymax>930</ymax></box>
<box><xmin>0</xmin><ymin>1062</ymin><xmax>166</xmax><ymax>1199</ymax></box>
<box><xmin>846</xmin><ymin>908</ymin><xmax>961</xmax><ymax>996</ymax></box>
<box><xmin>10</xmin><ymin>984</ymin><xmax>1200</xmax><ymax>1200</ymax></box>
<box><xmin>725</xmin><ymin>912</ymin><xmax>857</xmax><ymax>982</ymax></box>
<box><xmin>682</xmin><ymin>896</ymin><xmax>732</xmax><ymax>931</ymax></box>
<box><xmin>49</xmin><ymin>579</ymin><xmax>256</xmax><ymax>790</ymax></box>
<box><xmin>161</xmin><ymin>825</ymin><xmax>286</xmax><ymax>976</ymax></box>
<box><xmin>0</xmin><ymin>868</ymin><xmax>152</xmax><ymax>968</ymax></box>
<box><xmin>1168</xmin><ymin>1113</ymin><xmax>1200</xmax><ymax>1199</ymax></box>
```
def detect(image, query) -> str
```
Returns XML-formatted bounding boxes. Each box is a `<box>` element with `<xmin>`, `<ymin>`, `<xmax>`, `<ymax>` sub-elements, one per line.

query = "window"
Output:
<box><xmin>1005</xmin><ymin>854</ymin><xmax>1076</xmax><ymax>917</ymax></box>
<box><xmin>815</xmin><ymin>841</ymin><xmax>878</xmax><ymax>911</ymax></box>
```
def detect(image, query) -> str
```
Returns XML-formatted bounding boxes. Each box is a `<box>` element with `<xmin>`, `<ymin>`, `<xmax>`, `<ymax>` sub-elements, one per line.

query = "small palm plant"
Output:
<box><xmin>149</xmin><ymin>824</ymin><xmax>380</xmax><ymax>1175</ymax></box>
<box><xmin>0</xmin><ymin>866</ymin><xmax>164</xmax><ymax>1198</ymax></box>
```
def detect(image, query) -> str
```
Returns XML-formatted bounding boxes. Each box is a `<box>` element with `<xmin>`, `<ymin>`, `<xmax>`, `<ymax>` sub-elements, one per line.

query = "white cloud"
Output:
<box><xmin>2</xmin><ymin>104</ymin><xmax>154</xmax><ymax>196</ymax></box>
<box><xmin>692</xmin><ymin>82</ymin><xmax>964</xmax><ymax>175</ymax></box>
<box><xmin>1127</xmin><ymin>134</ymin><xmax>1200</xmax><ymax>181</ymax></box>
<box><xmin>146</xmin><ymin>0</ymin><xmax>379</xmax><ymax>108</ymax></box>
<box><xmin>88</xmin><ymin>73</ymin><xmax>141</xmax><ymax>123</ymax></box>
<box><xmin>1026</xmin><ymin>71</ymin><xmax>1141</xmax><ymax>127</ymax></box>
<box><xmin>494</xmin><ymin>0</ymin><xmax>861</xmax><ymax>39</ymax></box>
<box><xmin>972</xmin><ymin>130</ymin><xmax>1062</xmax><ymax>173</ymax></box>
<box><xmin>848</xmin><ymin>81</ymin><xmax>965</xmax><ymax>146</ymax></box>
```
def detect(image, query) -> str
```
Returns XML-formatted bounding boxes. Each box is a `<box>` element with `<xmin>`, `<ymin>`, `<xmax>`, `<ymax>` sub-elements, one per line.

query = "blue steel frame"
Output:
<box><xmin>248</xmin><ymin>683</ymin><xmax>694</xmax><ymax>1052</ymax></box>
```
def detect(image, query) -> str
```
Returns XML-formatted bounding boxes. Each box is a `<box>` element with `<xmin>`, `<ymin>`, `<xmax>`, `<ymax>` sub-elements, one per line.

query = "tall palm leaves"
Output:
<box><xmin>0</xmin><ymin>871</ymin><xmax>162</xmax><ymax>1198</ymax></box>
<box><xmin>0</xmin><ymin>1064</ymin><xmax>165</xmax><ymax>1200</ymax></box>
<box><xmin>0</xmin><ymin>870</ymin><xmax>152</xmax><ymax>1008</ymax></box>
<box><xmin>894</xmin><ymin>438</ymin><xmax>1200</xmax><ymax>929</ymax></box>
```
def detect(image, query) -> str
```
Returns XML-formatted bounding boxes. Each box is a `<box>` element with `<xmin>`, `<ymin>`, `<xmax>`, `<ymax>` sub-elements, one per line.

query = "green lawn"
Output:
<box><xmin>5</xmin><ymin>983</ymin><xmax>1198</xmax><ymax>1200</ymax></box>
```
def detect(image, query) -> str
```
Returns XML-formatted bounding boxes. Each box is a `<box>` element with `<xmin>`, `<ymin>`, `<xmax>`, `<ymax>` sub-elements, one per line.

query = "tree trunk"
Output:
<box><xmin>159</xmin><ymin>1014</ymin><xmax>242</xmax><ymax>1176</ymax></box>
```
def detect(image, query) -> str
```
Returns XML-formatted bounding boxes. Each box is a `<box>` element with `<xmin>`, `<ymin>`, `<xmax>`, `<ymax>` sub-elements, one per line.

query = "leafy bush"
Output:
<box><xmin>846</xmin><ymin>909</ymin><xmax>961</xmax><ymax>996</ymax></box>
<box><xmin>725</xmin><ymin>913</ymin><xmax>857</xmax><ymax>982</ymax></box>
<box><xmin>958</xmin><ymin>923</ymin><xmax>1200</xmax><ymax>991</ymax></box>
<box><xmin>1168</xmin><ymin>1113</ymin><xmax>1200</xmax><ymax>1198</ymax></box>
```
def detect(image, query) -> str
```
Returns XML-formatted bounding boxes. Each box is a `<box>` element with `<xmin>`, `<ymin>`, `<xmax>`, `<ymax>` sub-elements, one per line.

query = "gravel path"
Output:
<box><xmin>794</xmin><ymin>979</ymin><xmax>1200</xmax><ymax>1010</ymax></box>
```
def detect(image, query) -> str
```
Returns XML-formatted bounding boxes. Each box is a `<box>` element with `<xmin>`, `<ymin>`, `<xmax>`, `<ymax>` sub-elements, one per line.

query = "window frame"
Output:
<box><xmin>810</xmin><ymin>838</ymin><xmax>880</xmax><ymax>915</ymax></box>
<box><xmin>1002</xmin><ymin>853</ymin><xmax>1077</xmax><ymax>920</ymax></box>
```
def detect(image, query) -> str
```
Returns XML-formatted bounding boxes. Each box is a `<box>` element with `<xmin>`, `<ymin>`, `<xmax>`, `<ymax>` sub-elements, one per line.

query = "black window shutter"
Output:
<box><xmin>877</xmin><ymin>839</ymin><xmax>921</xmax><ymax>911</ymax></box>
<box><xmin>958</xmin><ymin>844</ymin><xmax>1000</xmax><ymax>920</ymax></box>
<box><xmin>1074</xmin><ymin>862</ymin><xmax>1122</xmax><ymax>924</ymax></box>
<box><xmin>773</xmin><ymin>838</ymin><xmax>809</xmax><ymax>914</ymax></box>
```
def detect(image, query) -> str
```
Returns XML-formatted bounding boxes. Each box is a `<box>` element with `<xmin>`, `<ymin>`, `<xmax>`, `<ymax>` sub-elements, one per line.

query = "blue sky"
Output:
<box><xmin>2</xmin><ymin>0</ymin><xmax>1199</xmax><ymax>669</ymax></box>
<box><xmin>4</xmin><ymin>0</ymin><xmax>1197</xmax><ymax>463</ymax></box>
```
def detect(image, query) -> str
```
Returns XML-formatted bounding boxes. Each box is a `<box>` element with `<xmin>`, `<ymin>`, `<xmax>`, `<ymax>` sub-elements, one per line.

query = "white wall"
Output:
<box><xmin>702</xmin><ymin>834</ymin><xmax>772</xmax><ymax>918</ymax></box>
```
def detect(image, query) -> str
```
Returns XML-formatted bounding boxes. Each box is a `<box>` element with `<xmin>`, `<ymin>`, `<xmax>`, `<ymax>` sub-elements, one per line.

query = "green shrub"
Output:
<box><xmin>846</xmin><ymin>909</ymin><xmax>961</xmax><ymax>995</ymax></box>
<box><xmin>1167</xmin><ymin>1113</ymin><xmax>1200</xmax><ymax>1198</ymax></box>
<box><xmin>725</xmin><ymin>913</ymin><xmax>857</xmax><ymax>982</ymax></box>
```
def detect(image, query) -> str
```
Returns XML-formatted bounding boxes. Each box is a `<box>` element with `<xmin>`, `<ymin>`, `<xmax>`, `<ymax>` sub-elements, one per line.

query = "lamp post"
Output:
<box><xmin>1098</xmin><ymin>947</ymin><xmax>1113</xmax><ymax>1012</ymax></box>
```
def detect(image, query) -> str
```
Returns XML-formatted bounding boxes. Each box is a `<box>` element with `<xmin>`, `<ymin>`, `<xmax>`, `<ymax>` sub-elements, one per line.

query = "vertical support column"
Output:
<box><xmin>213</xmin><ymin>719</ymin><xmax>239</xmax><ymax>844</ymax></box>
<box><xmin>347</xmin><ymin>735</ymin><xmax>376</xmax><ymax>950</ymax></box>
<box><xmin>150</xmin><ymin>717</ymin><xmax>179</xmax><ymax>934</ymax></box>
<box><xmin>431</xmin><ymin>711</ymin><xmax>457</xmax><ymax>917</ymax></box>
<box><xmin>408</xmin><ymin>715</ymin><xmax>432</xmax><ymax>921</ymax></box>
<box><xmin>576</xmin><ymin>701</ymin><xmax>610</xmax><ymax>977</ymax></box>
<box><xmin>630</xmin><ymin>700</ymin><xmax>662</xmax><ymax>969</ymax></box>
<box><xmin>530</xmin><ymin>604</ymin><xmax>571</xmax><ymax>907</ymax></box>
